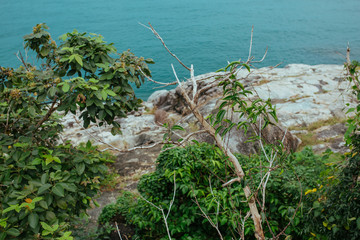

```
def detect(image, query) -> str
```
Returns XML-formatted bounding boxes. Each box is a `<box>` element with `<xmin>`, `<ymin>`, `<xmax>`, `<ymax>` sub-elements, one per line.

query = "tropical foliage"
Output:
<box><xmin>0</xmin><ymin>24</ymin><xmax>152</xmax><ymax>239</ymax></box>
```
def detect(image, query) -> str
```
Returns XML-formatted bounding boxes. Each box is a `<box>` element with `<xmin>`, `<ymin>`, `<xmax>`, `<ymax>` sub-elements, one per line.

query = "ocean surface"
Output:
<box><xmin>1</xmin><ymin>0</ymin><xmax>360</xmax><ymax>99</ymax></box>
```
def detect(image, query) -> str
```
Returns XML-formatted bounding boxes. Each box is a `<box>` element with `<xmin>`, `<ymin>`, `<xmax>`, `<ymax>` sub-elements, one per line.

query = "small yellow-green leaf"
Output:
<box><xmin>62</xmin><ymin>83</ymin><xmax>70</xmax><ymax>93</ymax></box>
<box><xmin>74</xmin><ymin>55</ymin><xmax>83</xmax><ymax>67</ymax></box>
<box><xmin>101</xmin><ymin>90</ymin><xmax>107</xmax><ymax>100</ymax></box>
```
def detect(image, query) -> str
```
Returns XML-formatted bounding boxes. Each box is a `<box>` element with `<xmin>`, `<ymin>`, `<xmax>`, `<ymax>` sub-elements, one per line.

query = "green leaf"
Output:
<box><xmin>242</xmin><ymin>63</ymin><xmax>251</xmax><ymax>72</ymax></box>
<box><xmin>76</xmin><ymin>163</ymin><xmax>85</xmax><ymax>175</ymax></box>
<box><xmin>6</xmin><ymin>228</ymin><xmax>20</xmax><ymax>237</ymax></box>
<box><xmin>63</xmin><ymin>183</ymin><xmax>77</xmax><ymax>192</ymax></box>
<box><xmin>74</xmin><ymin>55</ymin><xmax>83</xmax><ymax>67</ymax></box>
<box><xmin>357</xmin><ymin>217</ymin><xmax>360</xmax><ymax>229</ymax></box>
<box><xmin>39</xmin><ymin>201</ymin><xmax>48</xmax><ymax>209</ymax></box>
<box><xmin>45</xmin><ymin>211</ymin><xmax>56</xmax><ymax>222</ymax></box>
<box><xmin>101</xmin><ymin>90</ymin><xmax>108</xmax><ymax>100</ymax></box>
<box><xmin>40</xmin><ymin>47</ymin><xmax>50</xmax><ymax>57</ymax></box>
<box><xmin>40</xmin><ymin>222</ymin><xmax>54</xmax><ymax>232</ymax></box>
<box><xmin>171</xmin><ymin>125</ymin><xmax>185</xmax><ymax>131</ymax></box>
<box><xmin>52</xmin><ymin>184</ymin><xmax>65</xmax><ymax>197</ymax></box>
<box><xmin>48</xmin><ymin>87</ymin><xmax>57</xmax><ymax>97</ymax></box>
<box><xmin>0</xmin><ymin>232</ymin><xmax>7</xmax><ymax>240</ymax></box>
<box><xmin>2</xmin><ymin>205</ymin><xmax>17</xmax><ymax>214</ymax></box>
<box><xmin>31</xmin><ymin>158</ymin><xmax>42</xmax><ymax>165</ymax></box>
<box><xmin>28</xmin><ymin>213</ymin><xmax>39</xmax><ymax>229</ymax></box>
<box><xmin>53</xmin><ymin>156</ymin><xmax>61</xmax><ymax>164</ymax></box>
<box><xmin>62</xmin><ymin>83</ymin><xmax>70</xmax><ymax>93</ymax></box>
<box><xmin>28</xmin><ymin>106</ymin><xmax>36</xmax><ymax>117</ymax></box>
<box><xmin>59</xmin><ymin>34</ymin><xmax>67</xmax><ymax>41</ymax></box>
<box><xmin>105</xmin><ymin>89</ymin><xmax>116</xmax><ymax>96</ymax></box>
<box><xmin>94</xmin><ymin>90</ymin><xmax>103</xmax><ymax>100</ymax></box>
<box><xmin>38</xmin><ymin>184</ymin><xmax>52</xmax><ymax>195</ymax></box>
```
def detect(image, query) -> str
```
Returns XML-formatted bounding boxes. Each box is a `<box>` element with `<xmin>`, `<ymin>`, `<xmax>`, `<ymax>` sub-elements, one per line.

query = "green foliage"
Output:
<box><xmin>100</xmin><ymin>144</ymin><xmax>330</xmax><ymax>239</ymax></box>
<box><xmin>300</xmin><ymin>60</ymin><xmax>360</xmax><ymax>240</ymax></box>
<box><xmin>303</xmin><ymin>148</ymin><xmax>360</xmax><ymax>240</ymax></box>
<box><xmin>0</xmin><ymin>139</ymin><xmax>111</xmax><ymax>239</ymax></box>
<box><xmin>210</xmin><ymin>62</ymin><xmax>277</xmax><ymax>137</ymax></box>
<box><xmin>0</xmin><ymin>24</ymin><xmax>151</xmax><ymax>239</ymax></box>
<box><xmin>344</xmin><ymin>60</ymin><xmax>360</xmax><ymax>146</ymax></box>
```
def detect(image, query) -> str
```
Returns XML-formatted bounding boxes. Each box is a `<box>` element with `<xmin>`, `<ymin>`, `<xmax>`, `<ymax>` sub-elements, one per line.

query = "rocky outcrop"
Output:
<box><xmin>61</xmin><ymin>64</ymin><xmax>355</xmax><ymax>226</ymax></box>
<box><xmin>61</xmin><ymin>64</ymin><xmax>354</xmax><ymax>155</ymax></box>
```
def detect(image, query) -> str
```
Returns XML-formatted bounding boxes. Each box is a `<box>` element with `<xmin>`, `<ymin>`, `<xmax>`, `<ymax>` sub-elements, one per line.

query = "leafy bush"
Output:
<box><xmin>0</xmin><ymin>24</ymin><xmax>152</xmax><ymax>239</ymax></box>
<box><xmin>300</xmin><ymin>59</ymin><xmax>360</xmax><ymax>240</ymax></box>
<box><xmin>100</xmin><ymin>144</ymin><xmax>330</xmax><ymax>239</ymax></box>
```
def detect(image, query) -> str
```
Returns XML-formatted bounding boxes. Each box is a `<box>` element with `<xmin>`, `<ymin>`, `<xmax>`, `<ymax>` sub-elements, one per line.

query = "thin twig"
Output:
<box><xmin>115</xmin><ymin>222</ymin><xmax>123</xmax><ymax>240</ymax></box>
<box><xmin>161</xmin><ymin>130</ymin><xmax>207</xmax><ymax>152</ymax></box>
<box><xmin>192</xmin><ymin>187</ymin><xmax>224</xmax><ymax>240</ymax></box>
<box><xmin>16</xmin><ymin>51</ymin><xmax>30</xmax><ymax>71</ymax></box>
<box><xmin>139</xmin><ymin>174</ymin><xmax>177</xmax><ymax>240</ymax></box>
<box><xmin>140</xmin><ymin>22</ymin><xmax>190</xmax><ymax>71</ymax></box>
<box><xmin>138</xmin><ymin>67</ymin><xmax>178</xmax><ymax>87</ymax></box>
<box><xmin>247</xmin><ymin>26</ymin><xmax>254</xmax><ymax>62</ymax></box>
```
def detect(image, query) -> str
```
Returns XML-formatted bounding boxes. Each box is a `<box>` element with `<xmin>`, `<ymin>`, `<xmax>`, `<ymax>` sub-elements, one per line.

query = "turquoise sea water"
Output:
<box><xmin>1</xmin><ymin>0</ymin><xmax>360</xmax><ymax>99</ymax></box>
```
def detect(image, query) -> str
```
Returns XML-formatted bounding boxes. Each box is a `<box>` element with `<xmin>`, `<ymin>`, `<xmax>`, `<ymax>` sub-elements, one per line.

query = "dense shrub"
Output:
<box><xmin>0</xmin><ymin>24</ymin><xmax>152</xmax><ymax>239</ymax></box>
<box><xmin>100</xmin><ymin>144</ymin><xmax>331</xmax><ymax>239</ymax></box>
<box><xmin>301</xmin><ymin>59</ymin><xmax>360</xmax><ymax>240</ymax></box>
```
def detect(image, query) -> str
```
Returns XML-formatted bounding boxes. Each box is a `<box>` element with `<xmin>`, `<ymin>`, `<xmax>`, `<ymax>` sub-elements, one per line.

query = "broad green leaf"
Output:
<box><xmin>52</xmin><ymin>184</ymin><xmax>64</xmax><ymax>197</ymax></box>
<box><xmin>38</xmin><ymin>184</ymin><xmax>52</xmax><ymax>195</ymax></box>
<box><xmin>105</xmin><ymin>89</ymin><xmax>116</xmax><ymax>96</ymax></box>
<box><xmin>48</xmin><ymin>87</ymin><xmax>57</xmax><ymax>97</ymax></box>
<box><xmin>40</xmin><ymin>222</ymin><xmax>53</xmax><ymax>232</ymax></box>
<box><xmin>52</xmin><ymin>156</ymin><xmax>61</xmax><ymax>164</ymax></box>
<box><xmin>45</xmin><ymin>155</ymin><xmax>53</xmax><ymax>165</ymax></box>
<box><xmin>6</xmin><ymin>228</ymin><xmax>20</xmax><ymax>237</ymax></box>
<box><xmin>94</xmin><ymin>90</ymin><xmax>102</xmax><ymax>100</ymax></box>
<box><xmin>101</xmin><ymin>90</ymin><xmax>107</xmax><ymax>100</ymax></box>
<box><xmin>3</xmin><ymin>205</ymin><xmax>17</xmax><ymax>214</ymax></box>
<box><xmin>62</xmin><ymin>83</ymin><xmax>70</xmax><ymax>93</ymax></box>
<box><xmin>57</xmin><ymin>199</ymin><xmax>68</xmax><ymax>209</ymax></box>
<box><xmin>28</xmin><ymin>213</ymin><xmax>39</xmax><ymax>229</ymax></box>
<box><xmin>0</xmin><ymin>232</ymin><xmax>6</xmax><ymax>240</ymax></box>
<box><xmin>76</xmin><ymin>163</ymin><xmax>85</xmax><ymax>175</ymax></box>
<box><xmin>28</xmin><ymin>106</ymin><xmax>36</xmax><ymax>117</ymax></box>
<box><xmin>31</xmin><ymin>158</ymin><xmax>42</xmax><ymax>165</ymax></box>
<box><xmin>39</xmin><ymin>201</ymin><xmax>48</xmax><ymax>209</ymax></box>
<box><xmin>59</xmin><ymin>34</ymin><xmax>67</xmax><ymax>41</ymax></box>
<box><xmin>40</xmin><ymin>47</ymin><xmax>50</xmax><ymax>57</ymax></box>
<box><xmin>62</xmin><ymin>183</ymin><xmax>77</xmax><ymax>192</ymax></box>
<box><xmin>45</xmin><ymin>211</ymin><xmax>56</xmax><ymax>222</ymax></box>
<box><xmin>32</xmin><ymin>197</ymin><xmax>43</xmax><ymax>203</ymax></box>
<box><xmin>74</xmin><ymin>55</ymin><xmax>83</xmax><ymax>67</ymax></box>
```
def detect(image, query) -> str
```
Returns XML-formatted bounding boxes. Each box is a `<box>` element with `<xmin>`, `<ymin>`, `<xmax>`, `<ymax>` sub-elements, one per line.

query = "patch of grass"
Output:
<box><xmin>254</xmin><ymin>79</ymin><xmax>271</xmax><ymax>86</ymax></box>
<box><xmin>289</xmin><ymin>117</ymin><xmax>346</xmax><ymax>131</ymax></box>
<box><xmin>143</xmin><ymin>105</ymin><xmax>157</xmax><ymax>115</ymax></box>
<box><xmin>188</xmin><ymin>121</ymin><xmax>200</xmax><ymax>132</ymax></box>
<box><xmin>297</xmin><ymin>132</ymin><xmax>321</xmax><ymax>149</ymax></box>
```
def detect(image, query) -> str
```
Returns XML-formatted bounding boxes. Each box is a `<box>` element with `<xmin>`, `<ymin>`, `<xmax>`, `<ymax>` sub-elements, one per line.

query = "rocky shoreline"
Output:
<box><xmin>60</xmin><ymin>64</ymin><xmax>355</xmax><ymax>225</ymax></box>
<box><xmin>61</xmin><ymin>63</ymin><xmax>353</xmax><ymax>153</ymax></box>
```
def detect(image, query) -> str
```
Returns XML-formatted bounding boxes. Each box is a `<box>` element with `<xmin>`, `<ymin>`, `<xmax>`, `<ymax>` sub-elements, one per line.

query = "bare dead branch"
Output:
<box><xmin>115</xmin><ymin>222</ymin><xmax>123</xmax><ymax>240</ymax></box>
<box><xmin>16</xmin><ymin>51</ymin><xmax>30</xmax><ymax>71</ymax></box>
<box><xmin>138</xmin><ymin>66</ymin><xmax>178</xmax><ymax>87</ymax></box>
<box><xmin>140</xmin><ymin>22</ymin><xmax>191</xmax><ymax>71</ymax></box>
<box><xmin>222</xmin><ymin>177</ymin><xmax>241</xmax><ymax>187</ymax></box>
<box><xmin>161</xmin><ymin>130</ymin><xmax>207</xmax><ymax>152</ymax></box>
<box><xmin>247</xmin><ymin>26</ymin><xmax>254</xmax><ymax>62</ymax></box>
